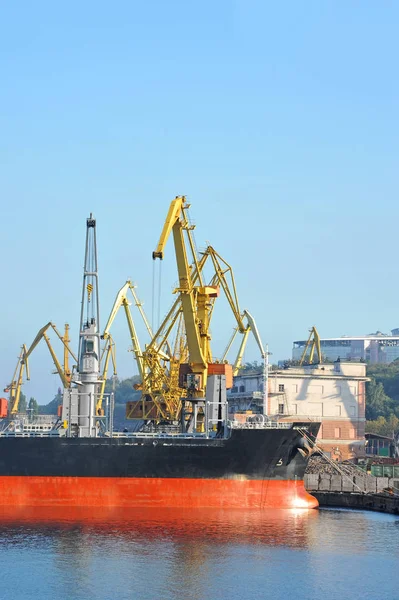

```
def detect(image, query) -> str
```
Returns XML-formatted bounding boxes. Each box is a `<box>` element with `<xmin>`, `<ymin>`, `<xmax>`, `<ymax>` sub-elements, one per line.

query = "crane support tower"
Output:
<box><xmin>61</xmin><ymin>214</ymin><xmax>101</xmax><ymax>437</ymax></box>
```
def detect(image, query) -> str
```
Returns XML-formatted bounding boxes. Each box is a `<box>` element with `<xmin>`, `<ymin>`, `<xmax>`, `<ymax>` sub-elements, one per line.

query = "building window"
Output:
<box><xmin>231</xmin><ymin>386</ymin><xmax>238</xmax><ymax>393</ymax></box>
<box><xmin>278</xmin><ymin>384</ymin><xmax>284</xmax><ymax>392</ymax></box>
<box><xmin>334</xmin><ymin>427</ymin><xmax>341</xmax><ymax>439</ymax></box>
<box><xmin>278</xmin><ymin>403</ymin><xmax>284</xmax><ymax>414</ymax></box>
<box><xmin>239</xmin><ymin>385</ymin><xmax>245</xmax><ymax>393</ymax></box>
<box><xmin>349</xmin><ymin>428</ymin><xmax>355</xmax><ymax>439</ymax></box>
<box><xmin>335</xmin><ymin>405</ymin><xmax>341</xmax><ymax>417</ymax></box>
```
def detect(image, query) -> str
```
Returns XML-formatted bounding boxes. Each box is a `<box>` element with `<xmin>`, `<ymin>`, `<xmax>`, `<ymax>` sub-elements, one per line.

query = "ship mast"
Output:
<box><xmin>76</xmin><ymin>213</ymin><xmax>101</xmax><ymax>437</ymax></box>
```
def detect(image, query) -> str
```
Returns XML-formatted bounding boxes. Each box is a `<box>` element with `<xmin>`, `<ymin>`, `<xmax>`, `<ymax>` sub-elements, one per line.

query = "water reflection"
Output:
<box><xmin>0</xmin><ymin>508</ymin><xmax>398</xmax><ymax>600</ymax></box>
<box><xmin>0</xmin><ymin>505</ymin><xmax>316</xmax><ymax>548</ymax></box>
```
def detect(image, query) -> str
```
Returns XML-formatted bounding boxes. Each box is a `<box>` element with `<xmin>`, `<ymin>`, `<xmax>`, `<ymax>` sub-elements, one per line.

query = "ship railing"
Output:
<box><xmin>228</xmin><ymin>420</ymin><xmax>293</xmax><ymax>430</ymax></box>
<box><xmin>108</xmin><ymin>431</ymin><xmax>210</xmax><ymax>439</ymax></box>
<box><xmin>0</xmin><ymin>430</ymin><xmax>62</xmax><ymax>437</ymax></box>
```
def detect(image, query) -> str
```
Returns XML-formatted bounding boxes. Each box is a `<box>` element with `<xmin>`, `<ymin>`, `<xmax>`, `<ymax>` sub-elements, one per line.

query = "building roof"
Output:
<box><xmin>294</xmin><ymin>335</ymin><xmax>399</xmax><ymax>343</ymax></box>
<box><xmin>365</xmin><ymin>433</ymin><xmax>394</xmax><ymax>440</ymax></box>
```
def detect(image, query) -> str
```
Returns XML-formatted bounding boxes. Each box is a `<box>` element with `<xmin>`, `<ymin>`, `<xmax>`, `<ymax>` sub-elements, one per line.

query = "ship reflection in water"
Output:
<box><xmin>0</xmin><ymin>505</ymin><xmax>316</xmax><ymax>548</ymax></box>
<box><xmin>0</xmin><ymin>506</ymin><xmax>398</xmax><ymax>600</ymax></box>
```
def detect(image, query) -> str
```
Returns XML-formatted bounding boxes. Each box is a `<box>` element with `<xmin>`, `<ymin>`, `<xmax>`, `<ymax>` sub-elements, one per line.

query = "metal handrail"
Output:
<box><xmin>228</xmin><ymin>420</ymin><xmax>292</xmax><ymax>430</ymax></box>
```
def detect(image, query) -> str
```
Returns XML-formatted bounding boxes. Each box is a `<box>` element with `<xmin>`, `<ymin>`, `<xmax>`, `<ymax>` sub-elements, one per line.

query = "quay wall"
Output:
<box><xmin>304</xmin><ymin>474</ymin><xmax>399</xmax><ymax>515</ymax></box>
<box><xmin>304</xmin><ymin>473</ymin><xmax>399</xmax><ymax>494</ymax></box>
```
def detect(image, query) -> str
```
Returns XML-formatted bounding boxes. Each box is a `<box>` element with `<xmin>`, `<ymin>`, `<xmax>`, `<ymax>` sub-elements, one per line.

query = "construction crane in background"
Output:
<box><xmin>299</xmin><ymin>326</ymin><xmax>322</xmax><ymax>366</ymax></box>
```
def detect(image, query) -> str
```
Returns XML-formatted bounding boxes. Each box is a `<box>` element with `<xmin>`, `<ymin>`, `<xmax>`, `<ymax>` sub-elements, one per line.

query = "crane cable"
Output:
<box><xmin>158</xmin><ymin>260</ymin><xmax>162</xmax><ymax>331</ymax></box>
<box><xmin>151</xmin><ymin>260</ymin><xmax>155</xmax><ymax>333</ymax></box>
<box><xmin>151</xmin><ymin>259</ymin><xmax>163</xmax><ymax>333</ymax></box>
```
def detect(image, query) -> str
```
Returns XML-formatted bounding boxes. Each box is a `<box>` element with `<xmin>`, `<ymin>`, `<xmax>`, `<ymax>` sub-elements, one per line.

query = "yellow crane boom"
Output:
<box><xmin>206</xmin><ymin>246</ymin><xmax>246</xmax><ymax>334</ymax></box>
<box><xmin>102</xmin><ymin>281</ymin><xmax>146</xmax><ymax>381</ymax></box>
<box><xmin>153</xmin><ymin>197</ymin><xmax>220</xmax><ymax>393</ymax></box>
<box><xmin>6</xmin><ymin>345</ymin><xmax>28</xmax><ymax>415</ymax></box>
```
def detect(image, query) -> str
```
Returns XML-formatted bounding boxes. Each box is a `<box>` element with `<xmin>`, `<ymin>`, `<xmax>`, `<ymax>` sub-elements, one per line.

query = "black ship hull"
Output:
<box><xmin>0</xmin><ymin>423</ymin><xmax>320</xmax><ymax>509</ymax></box>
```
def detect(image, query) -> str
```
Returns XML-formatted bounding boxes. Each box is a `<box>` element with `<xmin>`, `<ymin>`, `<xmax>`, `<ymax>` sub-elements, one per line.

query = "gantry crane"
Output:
<box><xmin>299</xmin><ymin>326</ymin><xmax>322</xmax><ymax>366</ymax></box>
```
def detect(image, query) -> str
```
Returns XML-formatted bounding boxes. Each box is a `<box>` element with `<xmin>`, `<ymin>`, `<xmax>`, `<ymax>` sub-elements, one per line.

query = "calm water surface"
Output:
<box><xmin>0</xmin><ymin>506</ymin><xmax>398</xmax><ymax>600</ymax></box>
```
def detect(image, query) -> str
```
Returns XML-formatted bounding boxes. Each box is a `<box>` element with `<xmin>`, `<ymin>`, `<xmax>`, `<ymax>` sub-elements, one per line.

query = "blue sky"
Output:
<box><xmin>1</xmin><ymin>1</ymin><xmax>398</xmax><ymax>403</ymax></box>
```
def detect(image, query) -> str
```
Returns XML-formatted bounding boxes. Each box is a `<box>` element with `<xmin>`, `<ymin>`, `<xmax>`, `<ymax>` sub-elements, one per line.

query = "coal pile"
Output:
<box><xmin>305</xmin><ymin>455</ymin><xmax>364</xmax><ymax>478</ymax></box>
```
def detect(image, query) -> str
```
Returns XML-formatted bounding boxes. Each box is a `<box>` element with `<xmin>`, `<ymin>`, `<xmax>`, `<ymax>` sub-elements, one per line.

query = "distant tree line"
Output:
<box><xmin>39</xmin><ymin>376</ymin><xmax>141</xmax><ymax>415</ymax></box>
<box><xmin>365</xmin><ymin>362</ymin><xmax>399</xmax><ymax>436</ymax></box>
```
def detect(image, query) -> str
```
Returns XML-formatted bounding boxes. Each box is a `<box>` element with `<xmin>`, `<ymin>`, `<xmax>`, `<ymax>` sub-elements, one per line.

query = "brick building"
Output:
<box><xmin>228</xmin><ymin>361</ymin><xmax>368</xmax><ymax>461</ymax></box>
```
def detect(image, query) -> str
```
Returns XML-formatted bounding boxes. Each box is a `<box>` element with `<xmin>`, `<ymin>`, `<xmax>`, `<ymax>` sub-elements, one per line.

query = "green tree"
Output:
<box><xmin>366</xmin><ymin>415</ymin><xmax>399</xmax><ymax>437</ymax></box>
<box><xmin>365</xmin><ymin>379</ymin><xmax>392</xmax><ymax>420</ymax></box>
<box><xmin>39</xmin><ymin>389</ymin><xmax>62</xmax><ymax>415</ymax></box>
<box><xmin>19</xmin><ymin>392</ymin><xmax>27</xmax><ymax>413</ymax></box>
<box><xmin>28</xmin><ymin>397</ymin><xmax>39</xmax><ymax>415</ymax></box>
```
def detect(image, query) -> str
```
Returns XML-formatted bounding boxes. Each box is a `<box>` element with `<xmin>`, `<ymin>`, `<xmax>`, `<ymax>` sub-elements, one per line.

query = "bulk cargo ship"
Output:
<box><xmin>0</xmin><ymin>202</ymin><xmax>320</xmax><ymax>510</ymax></box>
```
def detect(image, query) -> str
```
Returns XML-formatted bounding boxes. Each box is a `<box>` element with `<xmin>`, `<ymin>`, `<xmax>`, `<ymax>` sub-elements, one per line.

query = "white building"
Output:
<box><xmin>292</xmin><ymin>330</ymin><xmax>399</xmax><ymax>364</ymax></box>
<box><xmin>228</xmin><ymin>362</ymin><xmax>369</xmax><ymax>461</ymax></box>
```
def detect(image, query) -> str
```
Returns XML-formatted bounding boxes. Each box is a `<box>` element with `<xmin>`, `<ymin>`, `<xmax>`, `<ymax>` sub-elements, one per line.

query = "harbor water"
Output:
<box><xmin>0</xmin><ymin>506</ymin><xmax>398</xmax><ymax>600</ymax></box>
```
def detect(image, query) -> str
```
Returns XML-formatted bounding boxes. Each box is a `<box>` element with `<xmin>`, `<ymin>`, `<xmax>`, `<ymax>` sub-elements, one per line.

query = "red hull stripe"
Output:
<box><xmin>0</xmin><ymin>476</ymin><xmax>318</xmax><ymax>509</ymax></box>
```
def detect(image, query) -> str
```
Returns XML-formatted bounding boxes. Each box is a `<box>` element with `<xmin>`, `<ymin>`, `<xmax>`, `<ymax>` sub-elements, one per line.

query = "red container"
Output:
<box><xmin>208</xmin><ymin>363</ymin><xmax>233</xmax><ymax>389</ymax></box>
<box><xmin>0</xmin><ymin>398</ymin><xmax>8</xmax><ymax>418</ymax></box>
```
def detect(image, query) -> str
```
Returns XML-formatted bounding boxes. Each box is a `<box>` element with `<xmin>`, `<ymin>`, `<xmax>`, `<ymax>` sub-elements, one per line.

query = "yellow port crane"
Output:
<box><xmin>152</xmin><ymin>196</ymin><xmax>217</xmax><ymax>393</ymax></box>
<box><xmin>152</xmin><ymin>196</ymin><xmax>254</xmax><ymax>400</ymax></box>
<box><xmin>103</xmin><ymin>278</ymin><xmax>189</xmax><ymax>421</ymax></box>
<box><xmin>299</xmin><ymin>326</ymin><xmax>322</xmax><ymax>366</ymax></box>
<box><xmin>22</xmin><ymin>322</ymin><xmax>78</xmax><ymax>389</ymax></box>
<box><xmin>5</xmin><ymin>323</ymin><xmax>76</xmax><ymax>416</ymax></box>
<box><xmin>5</xmin><ymin>345</ymin><xmax>28</xmax><ymax>415</ymax></box>
<box><xmin>135</xmin><ymin>247</ymin><xmax>215</xmax><ymax>421</ymax></box>
<box><xmin>107</xmin><ymin>198</ymin><xmax>261</xmax><ymax>423</ymax></box>
<box><xmin>102</xmin><ymin>280</ymin><xmax>150</xmax><ymax>383</ymax></box>
<box><xmin>222</xmin><ymin>309</ymin><xmax>266</xmax><ymax>376</ymax></box>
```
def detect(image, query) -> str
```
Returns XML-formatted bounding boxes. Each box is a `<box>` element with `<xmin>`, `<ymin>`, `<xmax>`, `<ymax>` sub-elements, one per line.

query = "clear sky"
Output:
<box><xmin>1</xmin><ymin>0</ymin><xmax>398</xmax><ymax>403</ymax></box>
